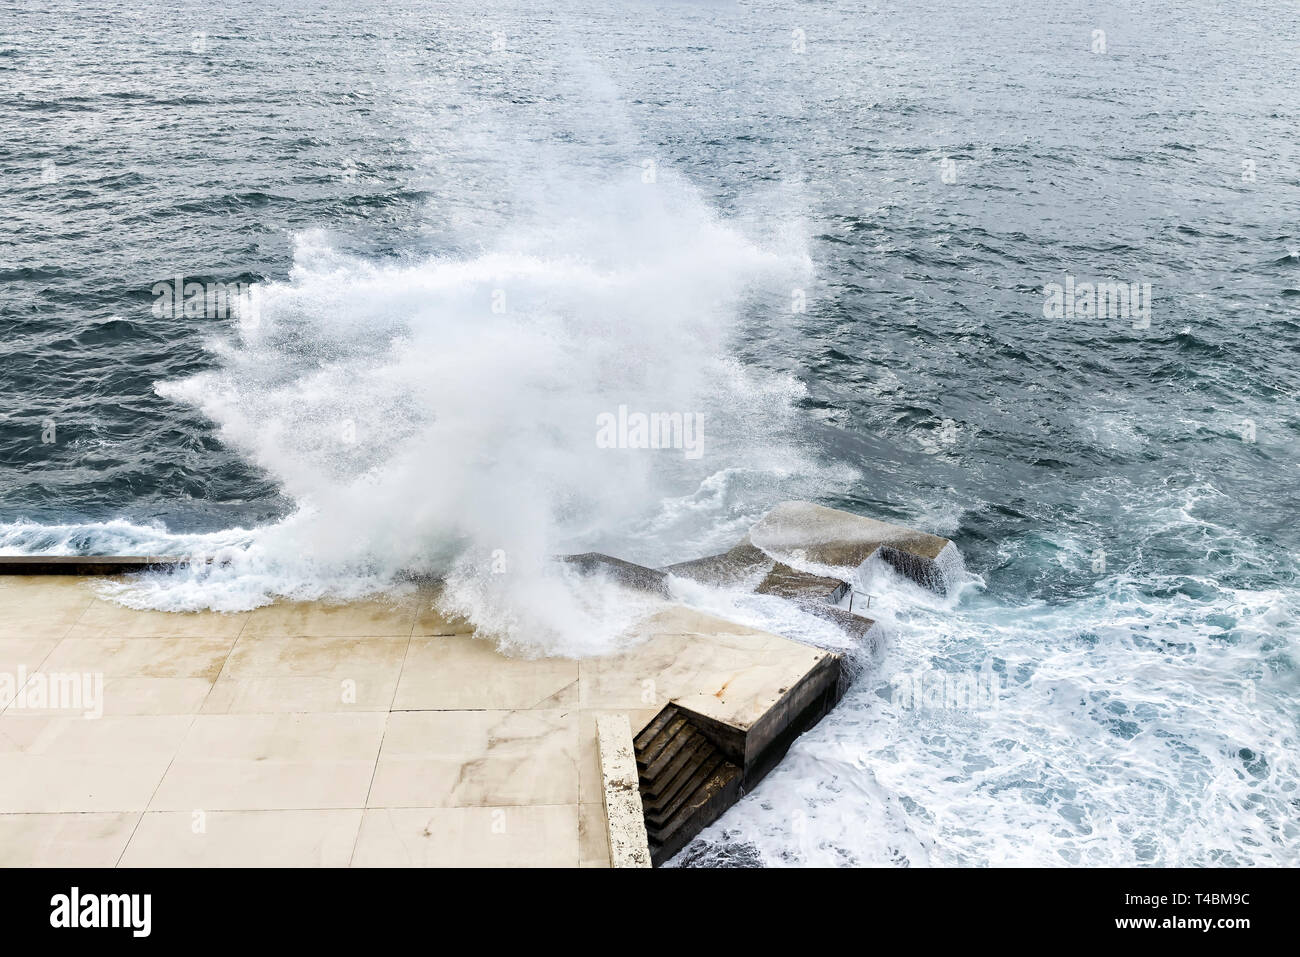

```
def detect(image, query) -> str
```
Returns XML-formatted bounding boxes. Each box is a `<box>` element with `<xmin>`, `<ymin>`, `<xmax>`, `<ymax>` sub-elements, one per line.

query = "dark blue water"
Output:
<box><xmin>2</xmin><ymin>0</ymin><xmax>1297</xmax><ymax>865</ymax></box>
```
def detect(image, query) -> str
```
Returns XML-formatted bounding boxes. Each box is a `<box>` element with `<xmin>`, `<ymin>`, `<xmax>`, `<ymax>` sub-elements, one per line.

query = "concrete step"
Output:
<box><xmin>637</xmin><ymin>703</ymin><xmax>743</xmax><ymax>864</ymax></box>
<box><xmin>636</xmin><ymin>714</ymin><xmax>691</xmax><ymax>770</ymax></box>
<box><xmin>641</xmin><ymin>732</ymin><xmax>713</xmax><ymax>804</ymax></box>
<box><xmin>634</xmin><ymin>634</ymin><xmax>844</xmax><ymax>866</ymax></box>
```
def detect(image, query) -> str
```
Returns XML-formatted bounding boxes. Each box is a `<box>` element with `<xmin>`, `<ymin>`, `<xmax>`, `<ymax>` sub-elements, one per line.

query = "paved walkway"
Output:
<box><xmin>0</xmin><ymin>575</ymin><xmax>825</xmax><ymax>867</ymax></box>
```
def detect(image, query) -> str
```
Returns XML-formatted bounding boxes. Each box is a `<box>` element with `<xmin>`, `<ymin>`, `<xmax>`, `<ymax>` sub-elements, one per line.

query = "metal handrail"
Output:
<box><xmin>847</xmin><ymin>589</ymin><xmax>876</xmax><ymax>614</ymax></box>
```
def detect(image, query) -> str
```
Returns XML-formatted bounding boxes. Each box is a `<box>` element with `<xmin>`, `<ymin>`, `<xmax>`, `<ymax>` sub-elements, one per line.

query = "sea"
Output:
<box><xmin>2</xmin><ymin>0</ymin><xmax>1297</xmax><ymax>866</ymax></box>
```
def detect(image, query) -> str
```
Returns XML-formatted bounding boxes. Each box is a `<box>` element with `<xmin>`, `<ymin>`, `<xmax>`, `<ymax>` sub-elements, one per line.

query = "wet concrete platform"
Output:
<box><xmin>0</xmin><ymin>578</ymin><xmax>836</xmax><ymax>867</ymax></box>
<box><xmin>0</xmin><ymin>502</ymin><xmax>954</xmax><ymax>867</ymax></box>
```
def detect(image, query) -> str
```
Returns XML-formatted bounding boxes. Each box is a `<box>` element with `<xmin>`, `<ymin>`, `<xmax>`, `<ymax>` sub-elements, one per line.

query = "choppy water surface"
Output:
<box><xmin>2</xmin><ymin>0</ymin><xmax>1297</xmax><ymax>865</ymax></box>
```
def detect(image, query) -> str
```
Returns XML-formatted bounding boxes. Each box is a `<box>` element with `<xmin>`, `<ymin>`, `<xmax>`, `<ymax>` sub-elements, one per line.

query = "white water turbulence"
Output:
<box><xmin>676</xmin><ymin>548</ymin><xmax>1300</xmax><ymax>867</ymax></box>
<box><xmin>105</xmin><ymin>165</ymin><xmax>824</xmax><ymax>656</ymax></box>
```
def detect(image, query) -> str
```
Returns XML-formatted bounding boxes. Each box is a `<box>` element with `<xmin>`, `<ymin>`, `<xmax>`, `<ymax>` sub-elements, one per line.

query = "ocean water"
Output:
<box><xmin>2</xmin><ymin>0</ymin><xmax>1297</xmax><ymax>865</ymax></box>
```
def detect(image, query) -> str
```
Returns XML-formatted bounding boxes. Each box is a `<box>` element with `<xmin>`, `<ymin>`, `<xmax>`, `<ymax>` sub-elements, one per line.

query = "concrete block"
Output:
<box><xmin>595</xmin><ymin>713</ymin><xmax>652</xmax><ymax>868</ymax></box>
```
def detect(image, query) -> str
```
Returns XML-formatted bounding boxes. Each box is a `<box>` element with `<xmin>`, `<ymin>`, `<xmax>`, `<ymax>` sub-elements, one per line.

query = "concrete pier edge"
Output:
<box><xmin>596</xmin><ymin>713</ymin><xmax>653</xmax><ymax>868</ymax></box>
<box><xmin>0</xmin><ymin>556</ymin><xmax>188</xmax><ymax>575</ymax></box>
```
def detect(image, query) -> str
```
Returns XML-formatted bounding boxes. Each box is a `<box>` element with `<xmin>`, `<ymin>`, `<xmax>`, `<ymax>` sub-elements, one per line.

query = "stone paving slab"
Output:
<box><xmin>0</xmin><ymin>578</ymin><xmax>836</xmax><ymax>867</ymax></box>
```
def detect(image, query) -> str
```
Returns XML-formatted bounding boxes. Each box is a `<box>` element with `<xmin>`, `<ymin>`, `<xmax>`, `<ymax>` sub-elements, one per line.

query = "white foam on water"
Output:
<box><xmin>677</xmin><ymin>549</ymin><xmax>1300</xmax><ymax>867</ymax></box>
<box><xmin>0</xmin><ymin>518</ymin><xmax>252</xmax><ymax>558</ymax></box>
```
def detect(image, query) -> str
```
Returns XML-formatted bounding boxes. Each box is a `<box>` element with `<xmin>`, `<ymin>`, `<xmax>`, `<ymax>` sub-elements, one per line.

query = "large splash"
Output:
<box><xmin>94</xmin><ymin>166</ymin><xmax>826</xmax><ymax>655</ymax></box>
